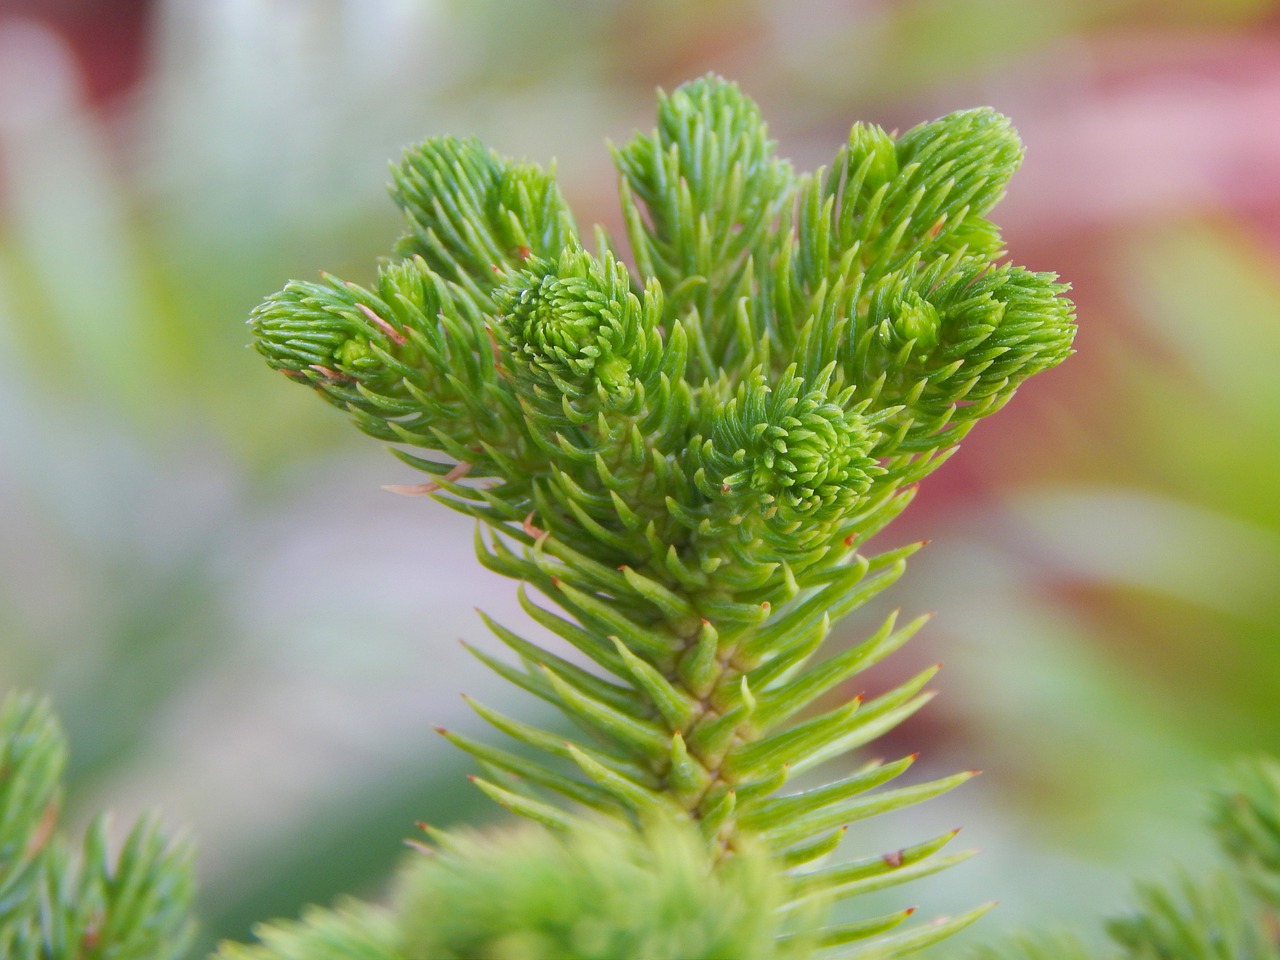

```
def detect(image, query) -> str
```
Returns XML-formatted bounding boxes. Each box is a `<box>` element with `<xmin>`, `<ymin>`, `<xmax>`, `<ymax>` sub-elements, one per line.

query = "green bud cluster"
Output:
<box><xmin>498</xmin><ymin>248</ymin><xmax>649</xmax><ymax>398</ymax></box>
<box><xmin>700</xmin><ymin>367</ymin><xmax>877</xmax><ymax>523</ymax></box>
<box><xmin>249</xmin><ymin>74</ymin><xmax>1076</xmax><ymax>955</ymax></box>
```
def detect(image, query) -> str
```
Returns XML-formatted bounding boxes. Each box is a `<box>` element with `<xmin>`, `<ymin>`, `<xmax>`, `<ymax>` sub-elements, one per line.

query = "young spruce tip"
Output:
<box><xmin>61</xmin><ymin>74</ymin><xmax>1280</xmax><ymax>960</ymax></box>
<box><xmin>245</xmin><ymin>74</ymin><xmax>1076</xmax><ymax>958</ymax></box>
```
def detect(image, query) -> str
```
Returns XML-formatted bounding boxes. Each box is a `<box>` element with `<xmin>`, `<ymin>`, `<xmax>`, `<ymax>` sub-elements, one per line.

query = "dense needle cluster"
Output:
<box><xmin>249</xmin><ymin>75</ymin><xmax>1076</xmax><ymax>955</ymax></box>
<box><xmin>4</xmin><ymin>72</ymin><xmax>1278</xmax><ymax>960</ymax></box>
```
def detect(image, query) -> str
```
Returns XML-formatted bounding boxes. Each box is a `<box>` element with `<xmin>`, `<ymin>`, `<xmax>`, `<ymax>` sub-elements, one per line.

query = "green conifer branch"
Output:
<box><xmin>7</xmin><ymin>68</ymin><xmax>1280</xmax><ymax>960</ymax></box>
<box><xmin>247</xmin><ymin>73</ymin><xmax>1076</xmax><ymax>953</ymax></box>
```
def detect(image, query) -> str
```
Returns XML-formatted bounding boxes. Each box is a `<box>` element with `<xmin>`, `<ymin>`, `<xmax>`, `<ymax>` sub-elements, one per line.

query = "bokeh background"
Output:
<box><xmin>1</xmin><ymin>0</ymin><xmax>1278</xmax><ymax>954</ymax></box>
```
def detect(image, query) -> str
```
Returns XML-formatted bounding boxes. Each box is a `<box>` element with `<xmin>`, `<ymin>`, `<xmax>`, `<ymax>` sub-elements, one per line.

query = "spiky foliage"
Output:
<box><xmin>216</xmin><ymin>816</ymin><xmax>988</xmax><ymax>960</ymax></box>
<box><xmin>249</xmin><ymin>75</ymin><xmax>1074</xmax><ymax>954</ymax></box>
<box><xmin>973</xmin><ymin>757</ymin><xmax>1280</xmax><ymax>960</ymax></box>
<box><xmin>395</xmin><ymin>819</ymin><xmax>812</xmax><ymax>960</ymax></box>
<box><xmin>0</xmin><ymin>692</ymin><xmax>195</xmax><ymax>959</ymax></box>
<box><xmin>213</xmin><ymin>900</ymin><xmax>397</xmax><ymax>960</ymax></box>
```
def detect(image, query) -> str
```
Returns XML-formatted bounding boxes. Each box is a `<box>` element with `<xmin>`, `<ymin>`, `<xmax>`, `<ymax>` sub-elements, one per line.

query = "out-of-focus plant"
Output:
<box><xmin>973</xmin><ymin>758</ymin><xmax>1280</xmax><ymax>959</ymax></box>
<box><xmin>0</xmin><ymin>694</ymin><xmax>194</xmax><ymax>960</ymax></box>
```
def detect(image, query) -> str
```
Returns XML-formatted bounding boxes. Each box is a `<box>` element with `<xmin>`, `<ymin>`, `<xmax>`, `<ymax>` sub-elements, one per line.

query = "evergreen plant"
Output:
<box><xmin>0</xmin><ymin>74</ymin><xmax>1273</xmax><ymax>959</ymax></box>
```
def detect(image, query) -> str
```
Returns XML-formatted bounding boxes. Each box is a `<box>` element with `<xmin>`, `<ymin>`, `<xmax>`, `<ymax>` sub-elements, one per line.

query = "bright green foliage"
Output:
<box><xmin>213</xmin><ymin>815</ymin><xmax>989</xmax><ymax>960</ymax></box>
<box><xmin>213</xmin><ymin>900</ymin><xmax>398</xmax><ymax>960</ymax></box>
<box><xmin>0</xmin><ymin>692</ymin><xmax>195</xmax><ymax>960</ymax></box>
<box><xmin>390</xmin><ymin>136</ymin><xmax>578</xmax><ymax>310</ymax></box>
<box><xmin>395</xmin><ymin>818</ymin><xmax>812</xmax><ymax>960</ymax></box>
<box><xmin>249</xmin><ymin>74</ymin><xmax>1075</xmax><ymax>954</ymax></box>
<box><xmin>614</xmin><ymin>78</ymin><xmax>795</xmax><ymax>346</ymax></box>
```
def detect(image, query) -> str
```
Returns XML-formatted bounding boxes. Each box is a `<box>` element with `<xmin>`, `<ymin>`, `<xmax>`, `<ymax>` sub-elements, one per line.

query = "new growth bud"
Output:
<box><xmin>707</xmin><ymin>369</ymin><xmax>879</xmax><ymax>524</ymax></box>
<box><xmin>495</xmin><ymin>246</ymin><xmax>655</xmax><ymax>400</ymax></box>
